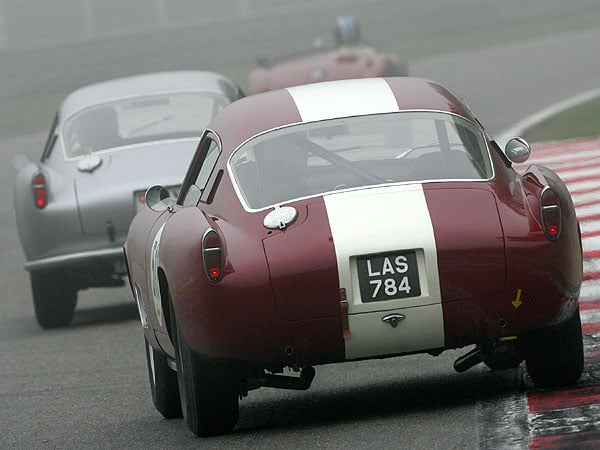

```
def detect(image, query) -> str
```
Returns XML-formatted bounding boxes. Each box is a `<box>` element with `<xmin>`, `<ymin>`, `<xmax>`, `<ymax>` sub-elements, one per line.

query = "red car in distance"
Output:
<box><xmin>247</xmin><ymin>17</ymin><xmax>408</xmax><ymax>94</ymax></box>
<box><xmin>124</xmin><ymin>77</ymin><xmax>583</xmax><ymax>437</ymax></box>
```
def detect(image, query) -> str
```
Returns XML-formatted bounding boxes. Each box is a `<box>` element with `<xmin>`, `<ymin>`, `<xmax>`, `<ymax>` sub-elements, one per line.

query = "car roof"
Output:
<box><xmin>60</xmin><ymin>71</ymin><xmax>240</xmax><ymax>120</ymax></box>
<box><xmin>210</xmin><ymin>77</ymin><xmax>478</xmax><ymax>153</ymax></box>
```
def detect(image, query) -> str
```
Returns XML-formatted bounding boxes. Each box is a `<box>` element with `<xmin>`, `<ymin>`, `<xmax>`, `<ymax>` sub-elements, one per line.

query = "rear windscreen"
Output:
<box><xmin>230</xmin><ymin>111</ymin><xmax>493</xmax><ymax>210</ymax></box>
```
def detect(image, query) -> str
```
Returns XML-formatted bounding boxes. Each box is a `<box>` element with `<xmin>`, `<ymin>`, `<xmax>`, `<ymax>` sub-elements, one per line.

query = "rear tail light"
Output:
<box><xmin>202</xmin><ymin>228</ymin><xmax>224</xmax><ymax>282</ymax></box>
<box><xmin>540</xmin><ymin>187</ymin><xmax>561</xmax><ymax>240</ymax></box>
<box><xmin>32</xmin><ymin>172</ymin><xmax>47</xmax><ymax>209</ymax></box>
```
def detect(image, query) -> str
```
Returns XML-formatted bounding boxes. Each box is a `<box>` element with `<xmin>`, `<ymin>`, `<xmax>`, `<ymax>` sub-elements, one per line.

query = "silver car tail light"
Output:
<box><xmin>202</xmin><ymin>228</ymin><xmax>224</xmax><ymax>283</ymax></box>
<box><xmin>32</xmin><ymin>172</ymin><xmax>47</xmax><ymax>209</ymax></box>
<box><xmin>541</xmin><ymin>186</ymin><xmax>561</xmax><ymax>240</ymax></box>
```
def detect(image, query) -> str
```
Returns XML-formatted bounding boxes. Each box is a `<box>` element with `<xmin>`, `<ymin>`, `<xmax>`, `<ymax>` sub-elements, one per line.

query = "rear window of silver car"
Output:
<box><xmin>62</xmin><ymin>93</ymin><xmax>228</xmax><ymax>159</ymax></box>
<box><xmin>229</xmin><ymin>111</ymin><xmax>494</xmax><ymax>210</ymax></box>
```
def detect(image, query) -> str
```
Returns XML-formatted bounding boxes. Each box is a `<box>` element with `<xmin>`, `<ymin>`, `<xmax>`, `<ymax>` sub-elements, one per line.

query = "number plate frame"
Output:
<box><xmin>356</xmin><ymin>250</ymin><xmax>421</xmax><ymax>302</ymax></box>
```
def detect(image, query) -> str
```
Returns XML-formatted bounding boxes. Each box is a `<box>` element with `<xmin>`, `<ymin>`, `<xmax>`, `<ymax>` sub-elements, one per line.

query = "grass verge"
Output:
<box><xmin>523</xmin><ymin>97</ymin><xmax>600</xmax><ymax>143</ymax></box>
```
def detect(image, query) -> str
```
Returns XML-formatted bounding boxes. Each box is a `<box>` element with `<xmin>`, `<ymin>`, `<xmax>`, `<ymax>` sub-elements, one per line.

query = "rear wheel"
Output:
<box><xmin>144</xmin><ymin>337</ymin><xmax>182</xmax><ymax>419</ymax></box>
<box><xmin>30</xmin><ymin>270</ymin><xmax>77</xmax><ymax>328</ymax></box>
<box><xmin>523</xmin><ymin>307</ymin><xmax>584</xmax><ymax>388</ymax></box>
<box><xmin>171</xmin><ymin>303</ymin><xmax>239</xmax><ymax>436</ymax></box>
<box><xmin>483</xmin><ymin>343</ymin><xmax>523</xmax><ymax>371</ymax></box>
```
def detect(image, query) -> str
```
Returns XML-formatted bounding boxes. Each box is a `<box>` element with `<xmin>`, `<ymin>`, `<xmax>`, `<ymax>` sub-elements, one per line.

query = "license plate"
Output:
<box><xmin>357</xmin><ymin>250</ymin><xmax>421</xmax><ymax>302</ymax></box>
<box><xmin>134</xmin><ymin>185</ymin><xmax>181</xmax><ymax>211</ymax></box>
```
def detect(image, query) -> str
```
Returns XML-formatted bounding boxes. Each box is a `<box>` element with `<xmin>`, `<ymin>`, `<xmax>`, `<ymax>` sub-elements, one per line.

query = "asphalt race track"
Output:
<box><xmin>2</xmin><ymin>4</ymin><xmax>600</xmax><ymax>448</ymax></box>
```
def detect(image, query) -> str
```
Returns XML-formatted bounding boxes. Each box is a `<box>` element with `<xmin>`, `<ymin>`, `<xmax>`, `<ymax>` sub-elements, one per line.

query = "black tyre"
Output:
<box><xmin>483</xmin><ymin>343</ymin><xmax>523</xmax><ymax>371</ymax></box>
<box><xmin>30</xmin><ymin>270</ymin><xmax>77</xmax><ymax>328</ymax></box>
<box><xmin>172</xmin><ymin>306</ymin><xmax>239</xmax><ymax>437</ymax></box>
<box><xmin>523</xmin><ymin>307</ymin><xmax>584</xmax><ymax>388</ymax></box>
<box><xmin>144</xmin><ymin>337</ymin><xmax>182</xmax><ymax>419</ymax></box>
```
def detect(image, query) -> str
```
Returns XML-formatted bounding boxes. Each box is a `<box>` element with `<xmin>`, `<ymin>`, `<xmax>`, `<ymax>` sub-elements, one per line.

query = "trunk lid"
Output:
<box><xmin>73</xmin><ymin>140</ymin><xmax>196</xmax><ymax>236</ymax></box>
<box><xmin>423</xmin><ymin>186</ymin><xmax>506</xmax><ymax>302</ymax></box>
<box><xmin>264</xmin><ymin>183</ymin><xmax>505</xmax><ymax>359</ymax></box>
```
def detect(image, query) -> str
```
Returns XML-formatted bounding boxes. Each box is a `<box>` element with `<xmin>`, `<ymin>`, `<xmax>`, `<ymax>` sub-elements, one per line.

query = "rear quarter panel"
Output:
<box><xmin>520</xmin><ymin>164</ymin><xmax>582</xmax><ymax>298</ymax></box>
<box><xmin>434</xmin><ymin>148</ymin><xmax>581</xmax><ymax>345</ymax></box>
<box><xmin>159</xmin><ymin>206</ymin><xmax>280</xmax><ymax>361</ymax></box>
<box><xmin>160</xmin><ymin>195</ymin><xmax>346</xmax><ymax>365</ymax></box>
<box><xmin>14</xmin><ymin>160</ymin><xmax>82</xmax><ymax>262</ymax></box>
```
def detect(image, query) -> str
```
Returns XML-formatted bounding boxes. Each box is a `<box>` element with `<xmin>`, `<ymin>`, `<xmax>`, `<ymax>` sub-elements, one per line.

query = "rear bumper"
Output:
<box><xmin>179</xmin><ymin>284</ymin><xmax>579</xmax><ymax>368</ymax></box>
<box><xmin>25</xmin><ymin>247</ymin><xmax>125</xmax><ymax>272</ymax></box>
<box><xmin>442</xmin><ymin>289</ymin><xmax>580</xmax><ymax>348</ymax></box>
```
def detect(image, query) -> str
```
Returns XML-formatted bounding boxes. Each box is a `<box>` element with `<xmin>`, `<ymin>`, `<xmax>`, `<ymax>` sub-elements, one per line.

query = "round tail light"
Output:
<box><xmin>540</xmin><ymin>187</ymin><xmax>561</xmax><ymax>240</ymax></box>
<box><xmin>32</xmin><ymin>172</ymin><xmax>47</xmax><ymax>209</ymax></box>
<box><xmin>202</xmin><ymin>229</ymin><xmax>224</xmax><ymax>283</ymax></box>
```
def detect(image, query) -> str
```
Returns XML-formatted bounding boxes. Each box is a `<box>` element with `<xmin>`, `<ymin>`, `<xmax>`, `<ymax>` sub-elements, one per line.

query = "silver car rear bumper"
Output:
<box><xmin>24</xmin><ymin>247</ymin><xmax>125</xmax><ymax>272</ymax></box>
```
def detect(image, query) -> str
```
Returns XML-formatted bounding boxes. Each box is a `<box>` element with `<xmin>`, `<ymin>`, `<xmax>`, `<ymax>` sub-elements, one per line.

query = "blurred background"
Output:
<box><xmin>2</xmin><ymin>0</ymin><xmax>600</xmax><ymax>138</ymax></box>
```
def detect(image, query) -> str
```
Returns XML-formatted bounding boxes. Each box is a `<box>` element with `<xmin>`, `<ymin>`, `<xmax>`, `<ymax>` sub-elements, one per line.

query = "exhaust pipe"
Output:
<box><xmin>248</xmin><ymin>366</ymin><xmax>316</xmax><ymax>391</ymax></box>
<box><xmin>453</xmin><ymin>341</ymin><xmax>495</xmax><ymax>373</ymax></box>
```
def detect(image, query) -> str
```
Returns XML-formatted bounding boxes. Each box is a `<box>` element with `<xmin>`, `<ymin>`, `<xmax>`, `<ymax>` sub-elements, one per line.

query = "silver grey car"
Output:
<box><xmin>13</xmin><ymin>71</ymin><xmax>243</xmax><ymax>328</ymax></box>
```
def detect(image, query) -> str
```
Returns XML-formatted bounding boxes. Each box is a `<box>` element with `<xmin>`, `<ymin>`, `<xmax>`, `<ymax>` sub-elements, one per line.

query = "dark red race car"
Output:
<box><xmin>124</xmin><ymin>77</ymin><xmax>584</xmax><ymax>437</ymax></box>
<box><xmin>247</xmin><ymin>17</ymin><xmax>408</xmax><ymax>94</ymax></box>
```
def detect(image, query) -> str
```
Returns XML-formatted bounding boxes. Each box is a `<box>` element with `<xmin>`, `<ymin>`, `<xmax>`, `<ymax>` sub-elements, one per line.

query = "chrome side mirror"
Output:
<box><xmin>145</xmin><ymin>185</ymin><xmax>173</xmax><ymax>212</ymax></box>
<box><xmin>504</xmin><ymin>137</ymin><xmax>531</xmax><ymax>164</ymax></box>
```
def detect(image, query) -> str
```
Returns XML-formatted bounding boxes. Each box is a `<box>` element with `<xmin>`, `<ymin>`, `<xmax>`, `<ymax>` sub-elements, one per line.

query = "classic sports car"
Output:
<box><xmin>13</xmin><ymin>71</ymin><xmax>243</xmax><ymax>328</ymax></box>
<box><xmin>247</xmin><ymin>17</ymin><xmax>408</xmax><ymax>94</ymax></box>
<box><xmin>124</xmin><ymin>77</ymin><xmax>583</xmax><ymax>437</ymax></box>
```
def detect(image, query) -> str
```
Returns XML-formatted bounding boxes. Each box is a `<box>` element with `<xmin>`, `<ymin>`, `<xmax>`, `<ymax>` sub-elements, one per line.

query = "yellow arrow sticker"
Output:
<box><xmin>512</xmin><ymin>289</ymin><xmax>523</xmax><ymax>309</ymax></box>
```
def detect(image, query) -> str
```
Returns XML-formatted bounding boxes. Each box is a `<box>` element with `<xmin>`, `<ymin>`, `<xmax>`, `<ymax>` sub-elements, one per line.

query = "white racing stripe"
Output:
<box><xmin>286</xmin><ymin>78</ymin><xmax>399</xmax><ymax>122</ymax></box>
<box><xmin>323</xmin><ymin>184</ymin><xmax>444</xmax><ymax>360</ymax></box>
<box><xmin>288</xmin><ymin>80</ymin><xmax>444</xmax><ymax>359</ymax></box>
